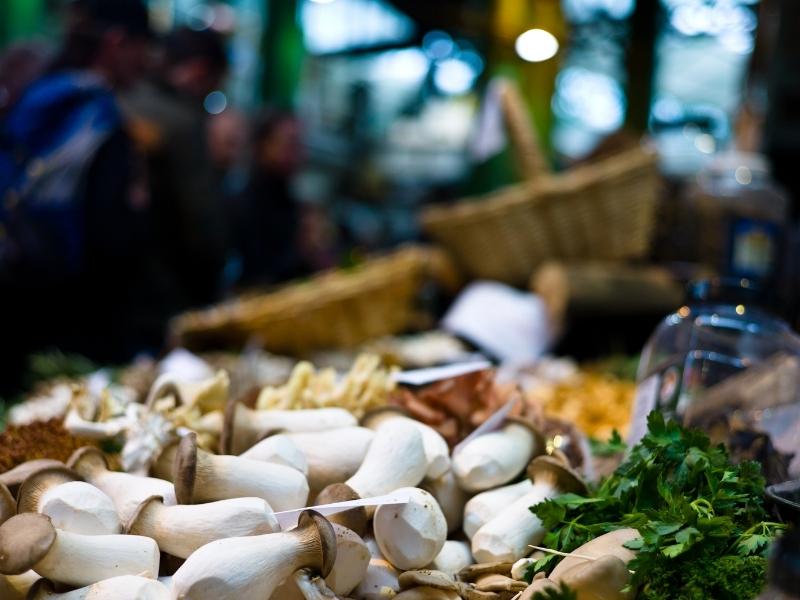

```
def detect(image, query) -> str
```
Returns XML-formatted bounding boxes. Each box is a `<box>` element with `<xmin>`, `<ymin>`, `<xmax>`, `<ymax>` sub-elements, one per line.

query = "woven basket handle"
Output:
<box><xmin>497</xmin><ymin>77</ymin><xmax>551</xmax><ymax>181</ymax></box>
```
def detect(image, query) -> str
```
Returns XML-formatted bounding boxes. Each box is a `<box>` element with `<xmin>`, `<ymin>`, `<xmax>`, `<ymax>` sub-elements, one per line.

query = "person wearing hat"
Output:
<box><xmin>0</xmin><ymin>0</ymin><xmax>158</xmax><ymax>391</ymax></box>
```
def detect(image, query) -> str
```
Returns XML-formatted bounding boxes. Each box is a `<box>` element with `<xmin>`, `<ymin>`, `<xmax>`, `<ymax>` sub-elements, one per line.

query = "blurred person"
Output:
<box><xmin>122</xmin><ymin>27</ymin><xmax>229</xmax><ymax>312</ymax></box>
<box><xmin>0</xmin><ymin>42</ymin><xmax>51</xmax><ymax>119</ymax></box>
<box><xmin>0</xmin><ymin>0</ymin><xmax>154</xmax><ymax>389</ymax></box>
<box><xmin>208</xmin><ymin>107</ymin><xmax>249</xmax><ymax>198</ymax></box>
<box><xmin>233</xmin><ymin>110</ymin><xmax>306</xmax><ymax>287</ymax></box>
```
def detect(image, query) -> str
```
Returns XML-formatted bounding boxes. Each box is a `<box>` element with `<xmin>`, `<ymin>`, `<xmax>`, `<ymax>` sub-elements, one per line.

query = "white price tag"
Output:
<box><xmin>393</xmin><ymin>360</ymin><xmax>492</xmax><ymax>386</ymax></box>
<box><xmin>274</xmin><ymin>491</ymin><xmax>412</xmax><ymax>530</ymax></box>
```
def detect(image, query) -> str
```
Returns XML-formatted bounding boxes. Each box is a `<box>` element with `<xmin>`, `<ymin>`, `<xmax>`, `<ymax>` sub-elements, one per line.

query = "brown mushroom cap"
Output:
<box><xmin>527</xmin><ymin>455</ymin><xmax>586</xmax><ymax>495</ymax></box>
<box><xmin>124</xmin><ymin>494</ymin><xmax>165</xmax><ymax>535</ymax></box>
<box><xmin>0</xmin><ymin>460</ymin><xmax>63</xmax><ymax>496</ymax></box>
<box><xmin>359</xmin><ymin>405</ymin><xmax>410</xmax><ymax>428</ymax></box>
<box><xmin>0</xmin><ymin>513</ymin><xmax>56</xmax><ymax>575</ymax></box>
<box><xmin>24</xmin><ymin>577</ymin><xmax>55</xmax><ymax>600</ymax></box>
<box><xmin>219</xmin><ymin>397</ymin><xmax>241</xmax><ymax>456</ymax></box>
<box><xmin>399</xmin><ymin>570</ymin><xmax>458</xmax><ymax>592</ymax></box>
<box><xmin>296</xmin><ymin>510</ymin><xmax>338</xmax><ymax>578</ymax></box>
<box><xmin>313</xmin><ymin>483</ymin><xmax>367</xmax><ymax>538</ymax></box>
<box><xmin>17</xmin><ymin>466</ymin><xmax>82</xmax><ymax>514</ymax></box>
<box><xmin>66</xmin><ymin>447</ymin><xmax>110</xmax><ymax>478</ymax></box>
<box><xmin>0</xmin><ymin>483</ymin><xmax>15</xmax><ymax>526</ymax></box>
<box><xmin>174</xmin><ymin>433</ymin><xmax>199</xmax><ymax>505</ymax></box>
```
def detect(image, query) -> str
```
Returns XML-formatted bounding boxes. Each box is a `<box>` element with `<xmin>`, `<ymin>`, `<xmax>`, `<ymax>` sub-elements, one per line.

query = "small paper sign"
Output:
<box><xmin>274</xmin><ymin>490</ymin><xmax>413</xmax><ymax>530</ymax></box>
<box><xmin>452</xmin><ymin>394</ymin><xmax>519</xmax><ymax>456</ymax></box>
<box><xmin>393</xmin><ymin>360</ymin><xmax>492</xmax><ymax>387</ymax></box>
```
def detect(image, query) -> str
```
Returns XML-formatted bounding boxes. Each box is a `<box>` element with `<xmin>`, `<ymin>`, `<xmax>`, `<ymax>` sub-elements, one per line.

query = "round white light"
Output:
<box><xmin>310</xmin><ymin>0</ymin><xmax>337</xmax><ymax>4</ymax></box>
<box><xmin>204</xmin><ymin>90</ymin><xmax>228</xmax><ymax>115</ymax></box>
<box><xmin>434</xmin><ymin>58</ymin><xmax>476</xmax><ymax>95</ymax></box>
<box><xmin>515</xmin><ymin>29</ymin><xmax>559</xmax><ymax>63</ymax></box>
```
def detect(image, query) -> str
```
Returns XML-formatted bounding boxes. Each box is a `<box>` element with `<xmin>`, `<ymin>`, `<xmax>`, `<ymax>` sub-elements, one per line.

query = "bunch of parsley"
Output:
<box><xmin>528</xmin><ymin>411</ymin><xmax>786</xmax><ymax>599</ymax></box>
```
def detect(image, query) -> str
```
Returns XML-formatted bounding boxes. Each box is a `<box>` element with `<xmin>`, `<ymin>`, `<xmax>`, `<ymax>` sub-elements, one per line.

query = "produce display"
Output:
<box><xmin>0</xmin><ymin>350</ymin><xmax>792</xmax><ymax>600</ymax></box>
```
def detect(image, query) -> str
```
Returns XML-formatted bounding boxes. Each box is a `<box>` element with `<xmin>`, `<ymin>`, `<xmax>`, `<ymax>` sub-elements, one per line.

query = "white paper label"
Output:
<box><xmin>627</xmin><ymin>374</ymin><xmax>659</xmax><ymax>447</ymax></box>
<box><xmin>274</xmin><ymin>491</ymin><xmax>412</xmax><ymax>530</ymax></box>
<box><xmin>453</xmin><ymin>395</ymin><xmax>519</xmax><ymax>456</ymax></box>
<box><xmin>393</xmin><ymin>360</ymin><xmax>492</xmax><ymax>386</ymax></box>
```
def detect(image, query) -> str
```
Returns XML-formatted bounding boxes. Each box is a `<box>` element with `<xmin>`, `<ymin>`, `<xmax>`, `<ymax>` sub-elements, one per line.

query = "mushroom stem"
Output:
<box><xmin>63</xmin><ymin>409</ymin><xmax>125</xmax><ymax>440</ymax></box>
<box><xmin>223</xmin><ymin>403</ymin><xmax>357</xmax><ymax>455</ymax></box>
<box><xmin>326</xmin><ymin>523</ymin><xmax>371</xmax><ymax>596</ymax></box>
<box><xmin>284</xmin><ymin>427</ymin><xmax>374</xmax><ymax>495</ymax></box>
<box><xmin>428</xmin><ymin>541</ymin><xmax>474</xmax><ymax>576</ymax></box>
<box><xmin>67</xmin><ymin>448</ymin><xmax>176</xmax><ymax>523</ymax></box>
<box><xmin>345</xmin><ymin>420</ymin><xmax>427</xmax><ymax>500</ymax></box>
<box><xmin>452</xmin><ymin>420</ymin><xmax>541</xmax><ymax>492</ymax></box>
<box><xmin>171</xmin><ymin>510</ymin><xmax>337</xmax><ymax>600</ymax></box>
<box><xmin>362</xmin><ymin>408</ymin><xmax>451</xmax><ymax>480</ymax></box>
<box><xmin>27</xmin><ymin>575</ymin><xmax>170</xmax><ymax>599</ymax></box>
<box><xmin>471</xmin><ymin>457</ymin><xmax>585</xmax><ymax>563</ymax></box>
<box><xmin>240</xmin><ymin>433</ymin><xmax>309</xmax><ymax>475</ymax></box>
<box><xmin>125</xmin><ymin>495</ymin><xmax>279</xmax><ymax>558</ymax></box>
<box><xmin>293</xmin><ymin>568</ymin><xmax>343</xmax><ymax>599</ymax></box>
<box><xmin>421</xmin><ymin>470</ymin><xmax>469</xmax><ymax>535</ymax></box>
<box><xmin>462</xmin><ymin>479</ymin><xmax>533</xmax><ymax>539</ymax></box>
<box><xmin>174</xmin><ymin>433</ymin><xmax>309</xmax><ymax>511</ymax></box>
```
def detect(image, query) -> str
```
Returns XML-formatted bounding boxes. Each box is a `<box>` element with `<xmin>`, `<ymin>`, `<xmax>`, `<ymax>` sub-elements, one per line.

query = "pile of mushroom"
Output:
<box><xmin>0</xmin><ymin>363</ymin><xmax>640</xmax><ymax>600</ymax></box>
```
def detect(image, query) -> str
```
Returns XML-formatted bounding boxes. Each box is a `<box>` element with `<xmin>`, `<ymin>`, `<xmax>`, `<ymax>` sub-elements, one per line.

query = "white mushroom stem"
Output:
<box><xmin>37</xmin><ymin>481</ymin><xmax>121</xmax><ymax>536</ymax></box>
<box><xmin>285</xmin><ymin>427</ymin><xmax>374</xmax><ymax>495</ymax></box>
<box><xmin>170</xmin><ymin>510</ymin><xmax>335</xmax><ymax>600</ymax></box>
<box><xmin>240</xmin><ymin>434</ymin><xmax>309</xmax><ymax>475</ymax></box>
<box><xmin>421</xmin><ymin>470</ymin><xmax>469</xmax><ymax>535</ymax></box>
<box><xmin>427</xmin><ymin>541</ymin><xmax>474</xmax><ymax>577</ymax></box>
<box><xmin>353</xmin><ymin>557</ymin><xmax>401</xmax><ymax>600</ymax></box>
<box><xmin>363</xmin><ymin>411</ymin><xmax>451</xmax><ymax>480</ymax></box>
<box><xmin>127</xmin><ymin>496</ymin><xmax>280</xmax><ymax>559</ymax></box>
<box><xmin>462</xmin><ymin>479</ymin><xmax>533</xmax><ymax>539</ymax></box>
<box><xmin>34</xmin><ymin>530</ymin><xmax>159</xmax><ymax>587</ymax></box>
<box><xmin>327</xmin><ymin>524</ymin><xmax>371</xmax><ymax>596</ymax></box>
<box><xmin>373</xmin><ymin>487</ymin><xmax>447</xmax><ymax>571</ymax></box>
<box><xmin>228</xmin><ymin>405</ymin><xmax>357</xmax><ymax>454</ymax></box>
<box><xmin>0</xmin><ymin>571</ymin><xmax>40</xmax><ymax>600</ymax></box>
<box><xmin>186</xmin><ymin>448</ymin><xmax>309</xmax><ymax>511</ymax></box>
<box><xmin>452</xmin><ymin>421</ymin><xmax>538</xmax><ymax>492</ymax></box>
<box><xmin>63</xmin><ymin>409</ymin><xmax>126</xmax><ymax>440</ymax></box>
<box><xmin>345</xmin><ymin>420</ymin><xmax>427</xmax><ymax>500</ymax></box>
<box><xmin>68</xmin><ymin>449</ymin><xmax>176</xmax><ymax>523</ymax></box>
<box><xmin>28</xmin><ymin>575</ymin><xmax>170</xmax><ymax>600</ymax></box>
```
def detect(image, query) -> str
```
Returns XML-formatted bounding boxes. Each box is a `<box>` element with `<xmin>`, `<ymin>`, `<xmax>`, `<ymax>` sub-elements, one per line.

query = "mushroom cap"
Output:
<box><xmin>394</xmin><ymin>588</ymin><xmax>459</xmax><ymax>600</ymax></box>
<box><xmin>174</xmin><ymin>433</ymin><xmax>199</xmax><ymax>505</ymax></box>
<box><xmin>313</xmin><ymin>483</ymin><xmax>367</xmax><ymax>537</ymax></box>
<box><xmin>359</xmin><ymin>406</ymin><xmax>410</xmax><ymax>429</ymax></box>
<box><xmin>527</xmin><ymin>455</ymin><xmax>586</xmax><ymax>495</ymax></box>
<box><xmin>0</xmin><ymin>513</ymin><xmax>56</xmax><ymax>575</ymax></box>
<box><xmin>399</xmin><ymin>570</ymin><xmax>458</xmax><ymax>592</ymax></box>
<box><xmin>219</xmin><ymin>397</ymin><xmax>239</xmax><ymax>456</ymax></box>
<box><xmin>0</xmin><ymin>483</ymin><xmax>14</xmax><ymax>526</ymax></box>
<box><xmin>297</xmin><ymin>510</ymin><xmax>338</xmax><ymax>578</ymax></box>
<box><xmin>124</xmin><ymin>494</ymin><xmax>164</xmax><ymax>535</ymax></box>
<box><xmin>66</xmin><ymin>446</ymin><xmax>110</xmax><ymax>477</ymax></box>
<box><xmin>506</xmin><ymin>417</ymin><xmax>546</xmax><ymax>457</ymax></box>
<box><xmin>0</xmin><ymin>460</ymin><xmax>63</xmax><ymax>496</ymax></box>
<box><xmin>17</xmin><ymin>465</ymin><xmax>82</xmax><ymax>514</ymax></box>
<box><xmin>24</xmin><ymin>577</ymin><xmax>55</xmax><ymax>600</ymax></box>
<box><xmin>457</xmin><ymin>562</ymin><xmax>514</xmax><ymax>583</ymax></box>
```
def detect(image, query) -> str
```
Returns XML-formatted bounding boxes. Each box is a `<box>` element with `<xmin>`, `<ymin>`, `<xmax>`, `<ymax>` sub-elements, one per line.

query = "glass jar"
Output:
<box><xmin>631</xmin><ymin>278</ymin><xmax>800</xmax><ymax>479</ymax></box>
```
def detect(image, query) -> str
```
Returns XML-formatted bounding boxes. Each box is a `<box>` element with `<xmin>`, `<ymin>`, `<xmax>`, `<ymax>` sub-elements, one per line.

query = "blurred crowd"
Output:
<box><xmin>0</xmin><ymin>0</ymin><xmax>328</xmax><ymax>379</ymax></box>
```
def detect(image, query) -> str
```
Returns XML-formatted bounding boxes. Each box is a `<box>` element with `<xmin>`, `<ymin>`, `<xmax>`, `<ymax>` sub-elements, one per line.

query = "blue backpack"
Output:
<box><xmin>0</xmin><ymin>71</ymin><xmax>122</xmax><ymax>283</ymax></box>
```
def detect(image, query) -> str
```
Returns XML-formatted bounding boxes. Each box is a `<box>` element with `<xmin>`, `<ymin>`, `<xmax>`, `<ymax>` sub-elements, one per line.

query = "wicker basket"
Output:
<box><xmin>170</xmin><ymin>245</ymin><xmax>461</xmax><ymax>355</ymax></box>
<box><xmin>421</xmin><ymin>79</ymin><xmax>660</xmax><ymax>285</ymax></box>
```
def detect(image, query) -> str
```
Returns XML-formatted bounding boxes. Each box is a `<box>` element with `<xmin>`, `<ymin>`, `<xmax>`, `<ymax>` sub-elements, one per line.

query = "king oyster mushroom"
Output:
<box><xmin>0</xmin><ymin>513</ymin><xmax>159</xmax><ymax>587</ymax></box>
<box><xmin>548</xmin><ymin>528</ymin><xmax>640</xmax><ymax>580</ymax></box>
<box><xmin>27</xmin><ymin>575</ymin><xmax>170</xmax><ymax>600</ymax></box>
<box><xmin>171</xmin><ymin>509</ymin><xmax>336</xmax><ymax>600</ymax></box>
<box><xmin>462</xmin><ymin>479</ymin><xmax>533</xmax><ymax>540</ymax></box>
<box><xmin>67</xmin><ymin>447</ymin><xmax>176</xmax><ymax>523</ymax></box>
<box><xmin>522</xmin><ymin>555</ymin><xmax>632</xmax><ymax>600</ymax></box>
<box><xmin>291</xmin><ymin>568</ymin><xmax>343</xmax><ymax>600</ymax></box>
<box><xmin>313</xmin><ymin>483</ymin><xmax>368</xmax><ymax>538</ymax></box>
<box><xmin>283</xmin><ymin>426</ymin><xmax>374</xmax><ymax>495</ymax></box>
<box><xmin>240</xmin><ymin>433</ymin><xmax>309</xmax><ymax>475</ymax></box>
<box><xmin>428</xmin><ymin>541</ymin><xmax>474</xmax><ymax>577</ymax></box>
<box><xmin>361</xmin><ymin>407</ymin><xmax>451</xmax><ymax>480</ymax></box>
<box><xmin>421</xmin><ymin>469</ymin><xmax>469</xmax><ymax>535</ymax></box>
<box><xmin>17</xmin><ymin>466</ymin><xmax>120</xmax><ymax>535</ymax></box>
<box><xmin>472</xmin><ymin>456</ymin><xmax>586</xmax><ymax>563</ymax></box>
<box><xmin>373</xmin><ymin>487</ymin><xmax>447</xmax><ymax>571</ymax></box>
<box><xmin>125</xmin><ymin>494</ymin><xmax>280</xmax><ymax>558</ymax></box>
<box><xmin>221</xmin><ymin>398</ymin><xmax>357</xmax><ymax>455</ymax></box>
<box><xmin>173</xmin><ymin>432</ymin><xmax>309</xmax><ymax>511</ymax></box>
<box><xmin>452</xmin><ymin>418</ymin><xmax>542</xmax><ymax>493</ymax></box>
<box><xmin>353</xmin><ymin>556</ymin><xmax>401</xmax><ymax>600</ymax></box>
<box><xmin>395</xmin><ymin>570</ymin><xmax>461</xmax><ymax>600</ymax></box>
<box><xmin>0</xmin><ymin>460</ymin><xmax>63</xmax><ymax>497</ymax></box>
